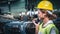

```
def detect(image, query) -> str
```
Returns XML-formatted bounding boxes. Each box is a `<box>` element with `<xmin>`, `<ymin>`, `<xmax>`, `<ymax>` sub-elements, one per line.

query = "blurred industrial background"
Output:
<box><xmin>0</xmin><ymin>0</ymin><xmax>60</xmax><ymax>34</ymax></box>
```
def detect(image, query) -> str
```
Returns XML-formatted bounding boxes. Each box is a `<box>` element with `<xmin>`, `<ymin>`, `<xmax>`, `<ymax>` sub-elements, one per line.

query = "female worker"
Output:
<box><xmin>33</xmin><ymin>0</ymin><xmax>59</xmax><ymax>34</ymax></box>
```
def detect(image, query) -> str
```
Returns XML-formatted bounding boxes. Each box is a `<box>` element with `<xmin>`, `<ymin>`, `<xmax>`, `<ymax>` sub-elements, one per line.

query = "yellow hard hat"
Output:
<box><xmin>37</xmin><ymin>1</ymin><xmax>53</xmax><ymax>11</ymax></box>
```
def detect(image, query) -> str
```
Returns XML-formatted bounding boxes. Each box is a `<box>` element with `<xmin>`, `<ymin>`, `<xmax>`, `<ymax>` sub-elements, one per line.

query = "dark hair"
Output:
<box><xmin>39</xmin><ymin>9</ymin><xmax>56</xmax><ymax>20</ymax></box>
<box><xmin>46</xmin><ymin>12</ymin><xmax>56</xmax><ymax>20</ymax></box>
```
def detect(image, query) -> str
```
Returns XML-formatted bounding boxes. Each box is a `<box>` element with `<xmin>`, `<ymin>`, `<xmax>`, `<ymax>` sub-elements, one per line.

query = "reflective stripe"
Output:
<box><xmin>38</xmin><ymin>32</ymin><xmax>43</xmax><ymax>34</ymax></box>
<box><xmin>50</xmin><ymin>28</ymin><xmax>56</xmax><ymax>34</ymax></box>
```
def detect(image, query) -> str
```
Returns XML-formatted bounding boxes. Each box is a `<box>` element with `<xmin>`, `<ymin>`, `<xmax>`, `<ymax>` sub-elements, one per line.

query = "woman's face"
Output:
<box><xmin>38</xmin><ymin>10</ymin><xmax>46</xmax><ymax>19</ymax></box>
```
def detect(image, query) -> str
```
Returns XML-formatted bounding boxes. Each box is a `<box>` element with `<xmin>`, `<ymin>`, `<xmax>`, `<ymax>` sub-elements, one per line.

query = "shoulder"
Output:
<box><xmin>46</xmin><ymin>24</ymin><xmax>59</xmax><ymax>34</ymax></box>
<box><xmin>46</xmin><ymin>23</ymin><xmax>55</xmax><ymax>28</ymax></box>
<box><xmin>46</xmin><ymin>24</ymin><xmax>56</xmax><ymax>32</ymax></box>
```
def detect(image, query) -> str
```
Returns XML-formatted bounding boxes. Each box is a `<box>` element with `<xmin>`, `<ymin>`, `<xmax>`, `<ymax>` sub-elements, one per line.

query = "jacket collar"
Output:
<box><xmin>43</xmin><ymin>20</ymin><xmax>53</xmax><ymax>27</ymax></box>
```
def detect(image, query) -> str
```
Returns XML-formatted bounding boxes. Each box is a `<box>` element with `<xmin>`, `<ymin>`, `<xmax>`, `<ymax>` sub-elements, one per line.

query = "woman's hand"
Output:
<box><xmin>32</xmin><ymin>18</ymin><xmax>40</xmax><ymax>34</ymax></box>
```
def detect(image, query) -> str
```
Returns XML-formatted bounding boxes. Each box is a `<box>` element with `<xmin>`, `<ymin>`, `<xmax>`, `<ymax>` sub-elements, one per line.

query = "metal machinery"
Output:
<box><xmin>5</xmin><ymin>21</ymin><xmax>21</xmax><ymax>34</ymax></box>
<box><xmin>0</xmin><ymin>15</ymin><xmax>35</xmax><ymax>34</ymax></box>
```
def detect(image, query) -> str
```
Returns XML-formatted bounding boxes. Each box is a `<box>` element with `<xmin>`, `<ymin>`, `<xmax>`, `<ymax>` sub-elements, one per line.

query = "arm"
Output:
<box><xmin>35</xmin><ymin>23</ymin><xmax>39</xmax><ymax>34</ymax></box>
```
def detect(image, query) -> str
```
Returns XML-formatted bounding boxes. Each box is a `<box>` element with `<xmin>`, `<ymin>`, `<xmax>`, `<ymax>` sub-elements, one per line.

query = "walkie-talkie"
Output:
<box><xmin>35</xmin><ymin>18</ymin><xmax>40</xmax><ymax>24</ymax></box>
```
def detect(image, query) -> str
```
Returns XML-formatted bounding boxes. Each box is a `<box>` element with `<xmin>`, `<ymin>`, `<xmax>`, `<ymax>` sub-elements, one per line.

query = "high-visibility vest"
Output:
<box><xmin>38</xmin><ymin>23</ymin><xmax>59</xmax><ymax>34</ymax></box>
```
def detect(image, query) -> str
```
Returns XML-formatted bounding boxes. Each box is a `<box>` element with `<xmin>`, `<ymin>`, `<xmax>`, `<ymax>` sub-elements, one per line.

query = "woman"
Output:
<box><xmin>33</xmin><ymin>0</ymin><xmax>59</xmax><ymax>34</ymax></box>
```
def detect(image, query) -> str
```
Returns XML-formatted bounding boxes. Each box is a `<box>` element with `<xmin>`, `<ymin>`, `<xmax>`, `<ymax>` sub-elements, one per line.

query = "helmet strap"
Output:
<box><xmin>47</xmin><ymin>10</ymin><xmax>53</xmax><ymax>15</ymax></box>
